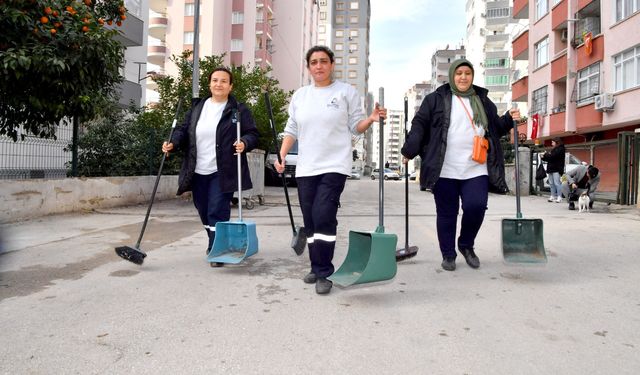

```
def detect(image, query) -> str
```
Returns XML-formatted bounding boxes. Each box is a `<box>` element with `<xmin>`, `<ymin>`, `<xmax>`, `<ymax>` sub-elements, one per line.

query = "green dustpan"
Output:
<box><xmin>329</xmin><ymin>87</ymin><xmax>398</xmax><ymax>287</ymax></box>
<box><xmin>329</xmin><ymin>226</ymin><xmax>398</xmax><ymax>287</ymax></box>
<box><xmin>501</xmin><ymin>119</ymin><xmax>546</xmax><ymax>264</ymax></box>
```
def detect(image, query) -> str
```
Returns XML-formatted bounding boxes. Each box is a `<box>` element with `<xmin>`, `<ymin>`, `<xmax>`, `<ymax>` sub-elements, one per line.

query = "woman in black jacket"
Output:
<box><xmin>401</xmin><ymin>59</ymin><xmax>521</xmax><ymax>271</ymax></box>
<box><xmin>541</xmin><ymin>137</ymin><xmax>565</xmax><ymax>202</ymax></box>
<box><xmin>162</xmin><ymin>67</ymin><xmax>259</xmax><ymax>262</ymax></box>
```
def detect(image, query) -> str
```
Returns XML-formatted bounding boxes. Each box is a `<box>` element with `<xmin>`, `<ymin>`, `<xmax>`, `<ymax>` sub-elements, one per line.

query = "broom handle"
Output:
<box><xmin>404</xmin><ymin>96</ymin><xmax>409</xmax><ymax>248</ymax></box>
<box><xmin>236</xmin><ymin>110</ymin><xmax>242</xmax><ymax>221</ymax></box>
<box><xmin>263</xmin><ymin>90</ymin><xmax>297</xmax><ymax>234</ymax></box>
<box><xmin>136</xmin><ymin>99</ymin><xmax>183</xmax><ymax>248</ymax></box>
<box><xmin>378</xmin><ymin>87</ymin><xmax>385</xmax><ymax>229</ymax></box>
<box><xmin>513</xmin><ymin>119</ymin><xmax>522</xmax><ymax>219</ymax></box>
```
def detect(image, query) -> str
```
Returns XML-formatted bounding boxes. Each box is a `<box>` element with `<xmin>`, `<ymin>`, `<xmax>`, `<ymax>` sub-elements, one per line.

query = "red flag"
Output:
<box><xmin>531</xmin><ymin>113</ymin><xmax>539</xmax><ymax>139</ymax></box>
<box><xmin>584</xmin><ymin>32</ymin><xmax>593</xmax><ymax>55</ymax></box>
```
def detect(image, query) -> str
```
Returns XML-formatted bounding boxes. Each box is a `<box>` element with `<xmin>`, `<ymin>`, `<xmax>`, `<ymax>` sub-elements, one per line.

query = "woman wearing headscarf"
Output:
<box><xmin>401</xmin><ymin>59</ymin><xmax>521</xmax><ymax>271</ymax></box>
<box><xmin>541</xmin><ymin>137</ymin><xmax>565</xmax><ymax>202</ymax></box>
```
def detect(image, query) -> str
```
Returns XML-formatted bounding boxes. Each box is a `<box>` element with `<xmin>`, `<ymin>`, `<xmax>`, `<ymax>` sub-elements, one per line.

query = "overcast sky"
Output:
<box><xmin>368</xmin><ymin>0</ymin><xmax>467</xmax><ymax>110</ymax></box>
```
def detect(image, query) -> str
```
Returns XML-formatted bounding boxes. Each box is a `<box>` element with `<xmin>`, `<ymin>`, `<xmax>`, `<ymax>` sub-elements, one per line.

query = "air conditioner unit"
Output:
<box><xmin>561</xmin><ymin>29</ymin><xmax>568</xmax><ymax>42</ymax></box>
<box><xmin>594</xmin><ymin>93</ymin><xmax>615</xmax><ymax>112</ymax></box>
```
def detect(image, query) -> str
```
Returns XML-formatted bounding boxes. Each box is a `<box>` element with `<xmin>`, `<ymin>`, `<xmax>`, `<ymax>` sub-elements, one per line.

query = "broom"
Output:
<box><xmin>115</xmin><ymin>100</ymin><xmax>183</xmax><ymax>265</ymax></box>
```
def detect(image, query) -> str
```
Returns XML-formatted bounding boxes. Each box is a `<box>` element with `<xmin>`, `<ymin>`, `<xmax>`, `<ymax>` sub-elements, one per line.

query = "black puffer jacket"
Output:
<box><xmin>541</xmin><ymin>144</ymin><xmax>565</xmax><ymax>174</ymax></box>
<box><xmin>171</xmin><ymin>95</ymin><xmax>259</xmax><ymax>195</ymax></box>
<box><xmin>401</xmin><ymin>83</ymin><xmax>514</xmax><ymax>193</ymax></box>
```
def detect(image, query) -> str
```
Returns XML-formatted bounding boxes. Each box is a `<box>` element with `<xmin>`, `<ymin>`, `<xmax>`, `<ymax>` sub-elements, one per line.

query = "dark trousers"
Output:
<box><xmin>432</xmin><ymin>175</ymin><xmax>488</xmax><ymax>260</ymax></box>
<box><xmin>191</xmin><ymin>173</ymin><xmax>234</xmax><ymax>250</ymax></box>
<box><xmin>297</xmin><ymin>173</ymin><xmax>347</xmax><ymax>278</ymax></box>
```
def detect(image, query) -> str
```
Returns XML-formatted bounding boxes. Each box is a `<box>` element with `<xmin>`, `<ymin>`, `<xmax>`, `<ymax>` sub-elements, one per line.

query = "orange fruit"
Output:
<box><xmin>84</xmin><ymin>0</ymin><xmax>91</xmax><ymax>5</ymax></box>
<box><xmin>107</xmin><ymin>20</ymin><xmax>113</xmax><ymax>25</ymax></box>
<box><xmin>52</xmin><ymin>10</ymin><xmax>59</xmax><ymax>17</ymax></box>
<box><xmin>121</xmin><ymin>15</ymin><xmax>126</xmax><ymax>20</ymax></box>
<box><xmin>44</xmin><ymin>6</ymin><xmax>52</xmax><ymax>15</ymax></box>
<box><xmin>82</xmin><ymin>25</ymin><xmax>89</xmax><ymax>32</ymax></box>
<box><xmin>97</xmin><ymin>18</ymin><xmax>104</xmax><ymax>25</ymax></box>
<box><xmin>50</xmin><ymin>28</ymin><xmax>56</xmax><ymax>35</ymax></box>
<box><xmin>40</xmin><ymin>16</ymin><xmax>49</xmax><ymax>24</ymax></box>
<box><xmin>116</xmin><ymin>21</ymin><xmax>122</xmax><ymax>26</ymax></box>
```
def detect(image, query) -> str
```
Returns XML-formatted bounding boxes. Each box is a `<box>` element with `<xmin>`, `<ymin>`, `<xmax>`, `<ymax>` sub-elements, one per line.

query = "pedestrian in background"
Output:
<box><xmin>275</xmin><ymin>45</ymin><xmax>387</xmax><ymax>294</ymax></box>
<box><xmin>541</xmin><ymin>137</ymin><xmax>565</xmax><ymax>203</ymax></box>
<box><xmin>401</xmin><ymin>59</ymin><xmax>520</xmax><ymax>271</ymax></box>
<box><xmin>162</xmin><ymin>67</ymin><xmax>259</xmax><ymax>264</ymax></box>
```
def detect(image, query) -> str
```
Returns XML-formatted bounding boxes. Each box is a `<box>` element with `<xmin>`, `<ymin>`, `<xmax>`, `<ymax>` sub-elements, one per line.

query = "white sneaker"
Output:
<box><xmin>555</xmin><ymin>197</ymin><xmax>563</xmax><ymax>203</ymax></box>
<box><xmin>547</xmin><ymin>196</ymin><xmax>555</xmax><ymax>202</ymax></box>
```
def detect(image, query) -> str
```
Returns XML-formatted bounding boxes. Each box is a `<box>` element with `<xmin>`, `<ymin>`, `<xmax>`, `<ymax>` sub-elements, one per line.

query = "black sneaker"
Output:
<box><xmin>210</xmin><ymin>262</ymin><xmax>224</xmax><ymax>268</ymax></box>
<box><xmin>589</xmin><ymin>200</ymin><xmax>594</xmax><ymax>209</ymax></box>
<box><xmin>315</xmin><ymin>277</ymin><xmax>333</xmax><ymax>294</ymax></box>
<box><xmin>441</xmin><ymin>258</ymin><xmax>456</xmax><ymax>271</ymax></box>
<box><xmin>569</xmin><ymin>202</ymin><xmax>576</xmax><ymax>210</ymax></box>
<box><xmin>303</xmin><ymin>272</ymin><xmax>317</xmax><ymax>284</ymax></box>
<box><xmin>460</xmin><ymin>248</ymin><xmax>480</xmax><ymax>269</ymax></box>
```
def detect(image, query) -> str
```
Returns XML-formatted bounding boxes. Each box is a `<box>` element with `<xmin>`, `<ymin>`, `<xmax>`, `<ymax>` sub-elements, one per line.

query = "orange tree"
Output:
<box><xmin>0</xmin><ymin>0</ymin><xmax>127</xmax><ymax>141</ymax></box>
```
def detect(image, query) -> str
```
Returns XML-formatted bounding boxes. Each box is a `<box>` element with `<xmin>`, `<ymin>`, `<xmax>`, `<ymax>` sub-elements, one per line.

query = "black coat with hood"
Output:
<box><xmin>171</xmin><ymin>95</ymin><xmax>259</xmax><ymax>196</ymax></box>
<box><xmin>541</xmin><ymin>143</ymin><xmax>565</xmax><ymax>174</ymax></box>
<box><xmin>401</xmin><ymin>83</ymin><xmax>514</xmax><ymax>194</ymax></box>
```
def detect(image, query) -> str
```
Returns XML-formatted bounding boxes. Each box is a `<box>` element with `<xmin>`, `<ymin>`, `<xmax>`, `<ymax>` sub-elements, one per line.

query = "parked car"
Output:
<box><xmin>371</xmin><ymin>168</ymin><xmax>400</xmax><ymax>180</ymax></box>
<box><xmin>534</xmin><ymin>151</ymin><xmax>584</xmax><ymax>191</ymax></box>
<box><xmin>265</xmin><ymin>140</ymin><xmax>298</xmax><ymax>187</ymax></box>
<box><xmin>348</xmin><ymin>167</ymin><xmax>361</xmax><ymax>180</ymax></box>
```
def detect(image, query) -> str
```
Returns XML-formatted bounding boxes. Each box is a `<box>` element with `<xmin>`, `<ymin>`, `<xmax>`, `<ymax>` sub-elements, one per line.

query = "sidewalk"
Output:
<box><xmin>1</xmin><ymin>181</ymin><xmax>639</xmax><ymax>374</ymax></box>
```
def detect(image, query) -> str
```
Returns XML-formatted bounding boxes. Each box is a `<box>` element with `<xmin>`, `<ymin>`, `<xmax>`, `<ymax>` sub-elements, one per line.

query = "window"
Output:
<box><xmin>531</xmin><ymin>86</ymin><xmax>548</xmax><ymax>115</ymax></box>
<box><xmin>335</xmin><ymin>29</ymin><xmax>344</xmax><ymax>38</ymax></box>
<box><xmin>577</xmin><ymin>63</ymin><xmax>600</xmax><ymax>104</ymax></box>
<box><xmin>535</xmin><ymin>37</ymin><xmax>549</xmax><ymax>68</ymax></box>
<box><xmin>185</xmin><ymin>3</ymin><xmax>195</xmax><ymax>16</ymax></box>
<box><xmin>616</xmin><ymin>0</ymin><xmax>640</xmax><ymax>22</ymax></box>
<box><xmin>319</xmin><ymin>25</ymin><xmax>326</xmax><ymax>34</ymax></box>
<box><xmin>613</xmin><ymin>45</ymin><xmax>640</xmax><ymax>91</ymax></box>
<box><xmin>349</xmin><ymin>29</ymin><xmax>359</xmax><ymax>38</ymax></box>
<box><xmin>348</xmin><ymin>56</ymin><xmax>358</xmax><ymax>64</ymax></box>
<box><xmin>336</xmin><ymin>15</ymin><xmax>344</xmax><ymax>24</ymax></box>
<box><xmin>231</xmin><ymin>39</ymin><xmax>243</xmax><ymax>52</ymax></box>
<box><xmin>319</xmin><ymin>0</ymin><xmax>327</xmax><ymax>5</ymax></box>
<box><xmin>552</xmin><ymin>0</ymin><xmax>562</xmax><ymax>5</ymax></box>
<box><xmin>350</xmin><ymin>1</ymin><xmax>359</xmax><ymax>9</ymax></box>
<box><xmin>232</xmin><ymin>12</ymin><xmax>244</xmax><ymax>24</ymax></box>
<box><xmin>349</xmin><ymin>43</ymin><xmax>358</xmax><ymax>52</ymax></box>
<box><xmin>183</xmin><ymin>31</ymin><xmax>194</xmax><ymax>44</ymax></box>
<box><xmin>535</xmin><ymin>0</ymin><xmax>548</xmax><ymax>20</ymax></box>
<box><xmin>320</xmin><ymin>11</ymin><xmax>327</xmax><ymax>20</ymax></box>
<box><xmin>348</xmin><ymin>70</ymin><xmax>357</xmax><ymax>78</ymax></box>
<box><xmin>335</xmin><ymin>57</ymin><xmax>343</xmax><ymax>64</ymax></box>
<box><xmin>350</xmin><ymin>15</ymin><xmax>359</xmax><ymax>24</ymax></box>
<box><xmin>484</xmin><ymin>58</ymin><xmax>509</xmax><ymax>68</ymax></box>
<box><xmin>485</xmin><ymin>75</ymin><xmax>509</xmax><ymax>86</ymax></box>
<box><xmin>335</xmin><ymin>43</ymin><xmax>344</xmax><ymax>51</ymax></box>
<box><xmin>334</xmin><ymin>70</ymin><xmax>343</xmax><ymax>79</ymax></box>
<box><xmin>256</xmin><ymin>12</ymin><xmax>264</xmax><ymax>22</ymax></box>
<box><xmin>336</xmin><ymin>2</ymin><xmax>345</xmax><ymax>10</ymax></box>
<box><xmin>487</xmin><ymin>8</ymin><xmax>510</xmax><ymax>18</ymax></box>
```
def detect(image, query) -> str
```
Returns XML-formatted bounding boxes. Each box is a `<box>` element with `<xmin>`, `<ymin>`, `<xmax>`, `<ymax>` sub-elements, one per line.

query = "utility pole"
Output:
<box><xmin>192</xmin><ymin>0</ymin><xmax>201</xmax><ymax>98</ymax></box>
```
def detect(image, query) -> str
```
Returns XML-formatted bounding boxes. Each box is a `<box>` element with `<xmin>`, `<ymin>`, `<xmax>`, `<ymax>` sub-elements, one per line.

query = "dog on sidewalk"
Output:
<box><xmin>578</xmin><ymin>192</ymin><xmax>590</xmax><ymax>213</ymax></box>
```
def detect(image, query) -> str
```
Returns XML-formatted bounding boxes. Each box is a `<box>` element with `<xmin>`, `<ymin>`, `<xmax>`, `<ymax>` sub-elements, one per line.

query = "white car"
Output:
<box><xmin>371</xmin><ymin>168</ymin><xmax>400</xmax><ymax>180</ymax></box>
<box><xmin>535</xmin><ymin>152</ymin><xmax>584</xmax><ymax>191</ymax></box>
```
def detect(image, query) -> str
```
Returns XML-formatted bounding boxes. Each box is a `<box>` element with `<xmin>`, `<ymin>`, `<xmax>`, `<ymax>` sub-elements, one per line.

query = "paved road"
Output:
<box><xmin>1</xmin><ymin>180</ymin><xmax>639</xmax><ymax>374</ymax></box>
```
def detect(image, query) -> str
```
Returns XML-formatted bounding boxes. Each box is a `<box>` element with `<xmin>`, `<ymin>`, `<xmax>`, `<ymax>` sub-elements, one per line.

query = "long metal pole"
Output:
<box><xmin>404</xmin><ymin>96</ymin><xmax>409</xmax><ymax>248</ymax></box>
<box><xmin>378</xmin><ymin>87</ymin><xmax>384</xmax><ymax>228</ymax></box>
<box><xmin>192</xmin><ymin>0</ymin><xmax>201</xmax><ymax>98</ymax></box>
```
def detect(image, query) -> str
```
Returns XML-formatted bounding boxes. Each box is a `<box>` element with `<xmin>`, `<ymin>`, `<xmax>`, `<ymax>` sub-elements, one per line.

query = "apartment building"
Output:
<box><xmin>147</xmin><ymin>0</ymin><xmax>318</xmax><ymax>98</ymax></box>
<box><xmin>318</xmin><ymin>0</ymin><xmax>372</xmax><ymax>168</ymax></box>
<box><xmin>465</xmin><ymin>0</ymin><xmax>529</xmax><ymax>115</ymax></box>
<box><xmin>512</xmin><ymin>0</ymin><xmax>640</xmax><ymax>197</ymax></box>
<box><xmin>430</xmin><ymin>46</ymin><xmax>467</xmax><ymax>87</ymax></box>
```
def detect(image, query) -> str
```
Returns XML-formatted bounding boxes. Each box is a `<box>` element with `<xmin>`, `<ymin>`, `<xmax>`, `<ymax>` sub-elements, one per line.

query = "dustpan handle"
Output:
<box><xmin>513</xmin><ymin>118</ymin><xmax>522</xmax><ymax>219</ymax></box>
<box><xmin>235</xmin><ymin>110</ymin><xmax>242</xmax><ymax>221</ymax></box>
<box><xmin>378</xmin><ymin>87</ymin><xmax>385</xmax><ymax>229</ymax></box>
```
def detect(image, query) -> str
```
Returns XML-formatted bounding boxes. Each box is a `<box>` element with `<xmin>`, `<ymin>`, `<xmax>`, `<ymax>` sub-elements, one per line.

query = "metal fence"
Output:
<box><xmin>0</xmin><ymin>120</ymin><xmax>73</xmax><ymax>180</ymax></box>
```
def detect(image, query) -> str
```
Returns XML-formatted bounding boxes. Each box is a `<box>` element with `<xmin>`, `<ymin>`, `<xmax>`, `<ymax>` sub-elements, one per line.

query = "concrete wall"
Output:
<box><xmin>504</xmin><ymin>147</ymin><xmax>531</xmax><ymax>196</ymax></box>
<box><xmin>0</xmin><ymin>176</ymin><xmax>179</xmax><ymax>223</ymax></box>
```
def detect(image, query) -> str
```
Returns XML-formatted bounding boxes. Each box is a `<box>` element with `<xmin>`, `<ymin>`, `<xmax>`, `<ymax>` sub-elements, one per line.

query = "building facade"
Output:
<box><xmin>512</xmin><ymin>0</ymin><xmax>640</xmax><ymax>197</ymax></box>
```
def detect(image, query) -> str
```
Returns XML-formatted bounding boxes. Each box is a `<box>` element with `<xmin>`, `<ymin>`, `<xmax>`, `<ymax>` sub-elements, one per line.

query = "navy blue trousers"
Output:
<box><xmin>191</xmin><ymin>172</ymin><xmax>234</xmax><ymax>250</ymax></box>
<box><xmin>296</xmin><ymin>173</ymin><xmax>347</xmax><ymax>278</ymax></box>
<box><xmin>432</xmin><ymin>175</ymin><xmax>489</xmax><ymax>260</ymax></box>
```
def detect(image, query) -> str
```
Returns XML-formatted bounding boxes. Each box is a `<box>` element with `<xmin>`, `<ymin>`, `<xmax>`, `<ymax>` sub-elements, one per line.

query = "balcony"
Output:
<box><xmin>486</xmin><ymin>33</ymin><xmax>509</xmax><ymax>48</ymax></box>
<box><xmin>549</xmin><ymin>112</ymin><xmax>565</xmax><ymax>134</ymax></box>
<box><xmin>149</xmin><ymin>0</ymin><xmax>167</xmax><ymax>14</ymax></box>
<box><xmin>578</xmin><ymin>0</ymin><xmax>595</xmax><ymax>11</ymax></box>
<box><xmin>551</xmin><ymin>0</ymin><xmax>568</xmax><ymax>30</ymax></box>
<box><xmin>512</xmin><ymin>30</ymin><xmax>529</xmax><ymax>60</ymax></box>
<box><xmin>107</xmin><ymin>11</ymin><xmax>144</xmax><ymax>47</ymax></box>
<box><xmin>576</xmin><ymin>34</ymin><xmax>604</xmax><ymax>71</ymax></box>
<box><xmin>116</xmin><ymin>79</ymin><xmax>142</xmax><ymax>108</ymax></box>
<box><xmin>147</xmin><ymin>45</ymin><xmax>167</xmax><ymax>66</ymax></box>
<box><xmin>148</xmin><ymin>16</ymin><xmax>168</xmax><ymax>41</ymax></box>
<box><xmin>511</xmin><ymin>75</ymin><xmax>528</xmax><ymax>102</ymax></box>
<box><xmin>575</xmin><ymin>103</ymin><xmax>603</xmax><ymax>131</ymax></box>
<box><xmin>550</xmin><ymin>52</ymin><xmax>567</xmax><ymax>82</ymax></box>
<box><xmin>513</xmin><ymin>0</ymin><xmax>529</xmax><ymax>19</ymax></box>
